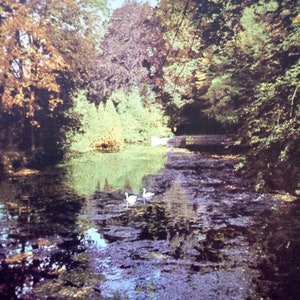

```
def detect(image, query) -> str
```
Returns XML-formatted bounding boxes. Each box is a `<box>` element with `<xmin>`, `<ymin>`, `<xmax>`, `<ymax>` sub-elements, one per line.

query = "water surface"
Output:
<box><xmin>0</xmin><ymin>147</ymin><xmax>299</xmax><ymax>299</ymax></box>
<box><xmin>64</xmin><ymin>145</ymin><xmax>168</xmax><ymax>195</ymax></box>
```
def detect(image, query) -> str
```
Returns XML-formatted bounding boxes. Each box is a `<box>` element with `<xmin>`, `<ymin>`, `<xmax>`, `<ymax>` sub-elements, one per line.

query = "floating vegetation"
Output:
<box><xmin>5</xmin><ymin>253</ymin><xmax>33</xmax><ymax>264</ymax></box>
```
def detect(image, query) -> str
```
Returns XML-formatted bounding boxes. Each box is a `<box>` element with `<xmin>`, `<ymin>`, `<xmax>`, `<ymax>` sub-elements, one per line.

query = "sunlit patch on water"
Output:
<box><xmin>102</xmin><ymin>271</ymin><xmax>138</xmax><ymax>298</ymax></box>
<box><xmin>83</xmin><ymin>227</ymin><xmax>107</xmax><ymax>248</ymax></box>
<box><xmin>0</xmin><ymin>203</ymin><xmax>4</xmax><ymax>217</ymax></box>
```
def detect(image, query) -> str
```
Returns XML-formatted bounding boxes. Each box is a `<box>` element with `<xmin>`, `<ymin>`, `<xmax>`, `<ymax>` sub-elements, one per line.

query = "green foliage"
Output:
<box><xmin>68</xmin><ymin>88</ymin><xmax>171</xmax><ymax>152</ymax></box>
<box><xmin>163</xmin><ymin>59</ymin><xmax>199</xmax><ymax>106</ymax></box>
<box><xmin>67</xmin><ymin>91</ymin><xmax>123</xmax><ymax>153</ymax></box>
<box><xmin>155</xmin><ymin>0</ymin><xmax>201</xmax><ymax>114</ymax></box>
<box><xmin>202</xmin><ymin>74</ymin><xmax>240</xmax><ymax>125</ymax></box>
<box><xmin>183</xmin><ymin>0</ymin><xmax>300</xmax><ymax>191</ymax></box>
<box><xmin>240</xmin><ymin>9</ymin><xmax>300</xmax><ymax>191</ymax></box>
<box><xmin>244</xmin><ymin>60</ymin><xmax>300</xmax><ymax>191</ymax></box>
<box><xmin>238</xmin><ymin>1</ymin><xmax>278</xmax><ymax>57</ymax></box>
<box><xmin>93</xmin><ymin>101</ymin><xmax>124</xmax><ymax>152</ymax></box>
<box><xmin>157</xmin><ymin>0</ymin><xmax>201</xmax><ymax>52</ymax></box>
<box><xmin>112</xmin><ymin>87</ymin><xmax>171</xmax><ymax>144</ymax></box>
<box><xmin>155</xmin><ymin>0</ymin><xmax>300</xmax><ymax>190</ymax></box>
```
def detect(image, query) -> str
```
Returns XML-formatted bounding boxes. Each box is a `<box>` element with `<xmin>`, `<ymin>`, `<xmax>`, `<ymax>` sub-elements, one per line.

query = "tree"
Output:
<box><xmin>196</xmin><ymin>0</ymin><xmax>300</xmax><ymax>191</ymax></box>
<box><xmin>0</xmin><ymin>2</ymin><xmax>68</xmax><ymax>155</ymax></box>
<box><xmin>26</xmin><ymin>0</ymin><xmax>108</xmax><ymax>89</ymax></box>
<box><xmin>87</xmin><ymin>2</ymin><xmax>167</xmax><ymax>104</ymax></box>
<box><xmin>0</xmin><ymin>0</ymin><xmax>106</xmax><ymax>167</ymax></box>
<box><xmin>239</xmin><ymin>1</ymin><xmax>300</xmax><ymax>191</ymax></box>
<box><xmin>67</xmin><ymin>91</ymin><xmax>124</xmax><ymax>153</ymax></box>
<box><xmin>112</xmin><ymin>87</ymin><xmax>170</xmax><ymax>144</ymax></box>
<box><xmin>155</xmin><ymin>0</ymin><xmax>202</xmax><ymax>106</ymax></box>
<box><xmin>68</xmin><ymin>87</ymin><xmax>170</xmax><ymax>152</ymax></box>
<box><xmin>155</xmin><ymin>0</ymin><xmax>300</xmax><ymax>191</ymax></box>
<box><xmin>154</xmin><ymin>0</ymin><xmax>219</xmax><ymax>133</ymax></box>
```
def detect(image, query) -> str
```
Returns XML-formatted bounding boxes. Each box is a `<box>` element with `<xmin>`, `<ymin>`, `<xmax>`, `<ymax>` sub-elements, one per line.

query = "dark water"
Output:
<box><xmin>0</xmin><ymin>146</ymin><xmax>299</xmax><ymax>299</ymax></box>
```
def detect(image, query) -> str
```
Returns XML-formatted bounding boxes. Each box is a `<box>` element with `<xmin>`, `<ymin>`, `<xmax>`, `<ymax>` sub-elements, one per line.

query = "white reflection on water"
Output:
<box><xmin>0</xmin><ymin>203</ymin><xmax>4</xmax><ymax>218</ymax></box>
<box><xmin>84</xmin><ymin>227</ymin><xmax>107</xmax><ymax>248</ymax></box>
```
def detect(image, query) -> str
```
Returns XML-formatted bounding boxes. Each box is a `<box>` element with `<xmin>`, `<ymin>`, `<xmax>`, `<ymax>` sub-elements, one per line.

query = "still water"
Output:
<box><xmin>0</xmin><ymin>145</ymin><xmax>168</xmax><ymax>299</ymax></box>
<box><xmin>63</xmin><ymin>145</ymin><xmax>168</xmax><ymax>195</ymax></box>
<box><xmin>0</xmin><ymin>146</ymin><xmax>299</xmax><ymax>299</ymax></box>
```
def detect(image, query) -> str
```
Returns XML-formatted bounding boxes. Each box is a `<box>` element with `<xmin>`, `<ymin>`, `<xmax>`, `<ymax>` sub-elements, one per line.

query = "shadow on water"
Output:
<box><xmin>0</xmin><ymin>147</ymin><xmax>300</xmax><ymax>299</ymax></box>
<box><xmin>0</xmin><ymin>168</ymin><xmax>86</xmax><ymax>299</ymax></box>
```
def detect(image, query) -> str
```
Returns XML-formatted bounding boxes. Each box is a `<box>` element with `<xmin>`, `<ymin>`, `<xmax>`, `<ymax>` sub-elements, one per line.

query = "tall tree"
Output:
<box><xmin>155</xmin><ymin>0</ymin><xmax>300</xmax><ymax>191</ymax></box>
<box><xmin>0</xmin><ymin>2</ymin><xmax>68</xmax><ymax>153</ymax></box>
<box><xmin>0</xmin><ymin>0</ymin><xmax>106</xmax><ymax>167</ymax></box>
<box><xmin>195</xmin><ymin>0</ymin><xmax>300</xmax><ymax>191</ymax></box>
<box><xmin>155</xmin><ymin>0</ymin><xmax>202</xmax><ymax>107</ymax></box>
<box><xmin>26</xmin><ymin>0</ymin><xmax>108</xmax><ymax>89</ymax></box>
<box><xmin>153</xmin><ymin>0</ymin><xmax>218</xmax><ymax>133</ymax></box>
<box><xmin>87</xmin><ymin>2</ymin><xmax>167</xmax><ymax>104</ymax></box>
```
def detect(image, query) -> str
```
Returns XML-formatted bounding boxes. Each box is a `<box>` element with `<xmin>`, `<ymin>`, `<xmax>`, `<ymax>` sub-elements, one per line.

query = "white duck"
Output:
<box><xmin>125</xmin><ymin>192</ymin><xmax>138</xmax><ymax>208</ymax></box>
<box><xmin>142</xmin><ymin>188</ymin><xmax>155</xmax><ymax>201</ymax></box>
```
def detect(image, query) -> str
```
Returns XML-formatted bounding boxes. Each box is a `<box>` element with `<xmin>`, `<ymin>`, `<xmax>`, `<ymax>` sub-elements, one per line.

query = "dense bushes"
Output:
<box><xmin>67</xmin><ymin>88</ymin><xmax>171</xmax><ymax>153</ymax></box>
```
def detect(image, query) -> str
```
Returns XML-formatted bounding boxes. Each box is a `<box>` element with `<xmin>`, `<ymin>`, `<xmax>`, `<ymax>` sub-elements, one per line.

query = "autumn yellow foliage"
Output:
<box><xmin>0</xmin><ymin>4</ymin><xmax>68</xmax><ymax>125</ymax></box>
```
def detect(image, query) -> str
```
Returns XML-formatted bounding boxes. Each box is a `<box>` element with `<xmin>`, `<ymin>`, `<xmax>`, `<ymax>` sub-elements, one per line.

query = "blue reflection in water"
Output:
<box><xmin>84</xmin><ymin>227</ymin><xmax>107</xmax><ymax>248</ymax></box>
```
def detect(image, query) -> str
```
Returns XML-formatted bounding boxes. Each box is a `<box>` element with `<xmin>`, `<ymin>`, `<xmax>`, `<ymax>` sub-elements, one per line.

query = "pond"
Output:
<box><xmin>0</xmin><ymin>145</ymin><xmax>299</xmax><ymax>299</ymax></box>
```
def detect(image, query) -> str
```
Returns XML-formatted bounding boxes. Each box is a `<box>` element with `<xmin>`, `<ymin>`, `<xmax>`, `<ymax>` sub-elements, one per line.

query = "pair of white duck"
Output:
<box><xmin>124</xmin><ymin>188</ymin><xmax>154</xmax><ymax>208</ymax></box>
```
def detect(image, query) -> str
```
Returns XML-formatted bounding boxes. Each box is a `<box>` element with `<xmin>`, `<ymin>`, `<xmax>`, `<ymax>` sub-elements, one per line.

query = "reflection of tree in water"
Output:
<box><xmin>0</xmin><ymin>171</ymin><xmax>89</xmax><ymax>299</ymax></box>
<box><xmin>140</xmin><ymin>176</ymin><xmax>199</xmax><ymax>242</ymax></box>
<box><xmin>0</xmin><ymin>171</ymin><xmax>83</xmax><ymax>237</ymax></box>
<box><xmin>65</xmin><ymin>146</ymin><xmax>168</xmax><ymax>196</ymax></box>
<box><xmin>161</xmin><ymin>177</ymin><xmax>221</xmax><ymax>261</ymax></box>
<box><xmin>164</xmin><ymin>175</ymin><xmax>197</xmax><ymax>221</ymax></box>
<box><xmin>161</xmin><ymin>177</ymin><xmax>198</xmax><ymax>257</ymax></box>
